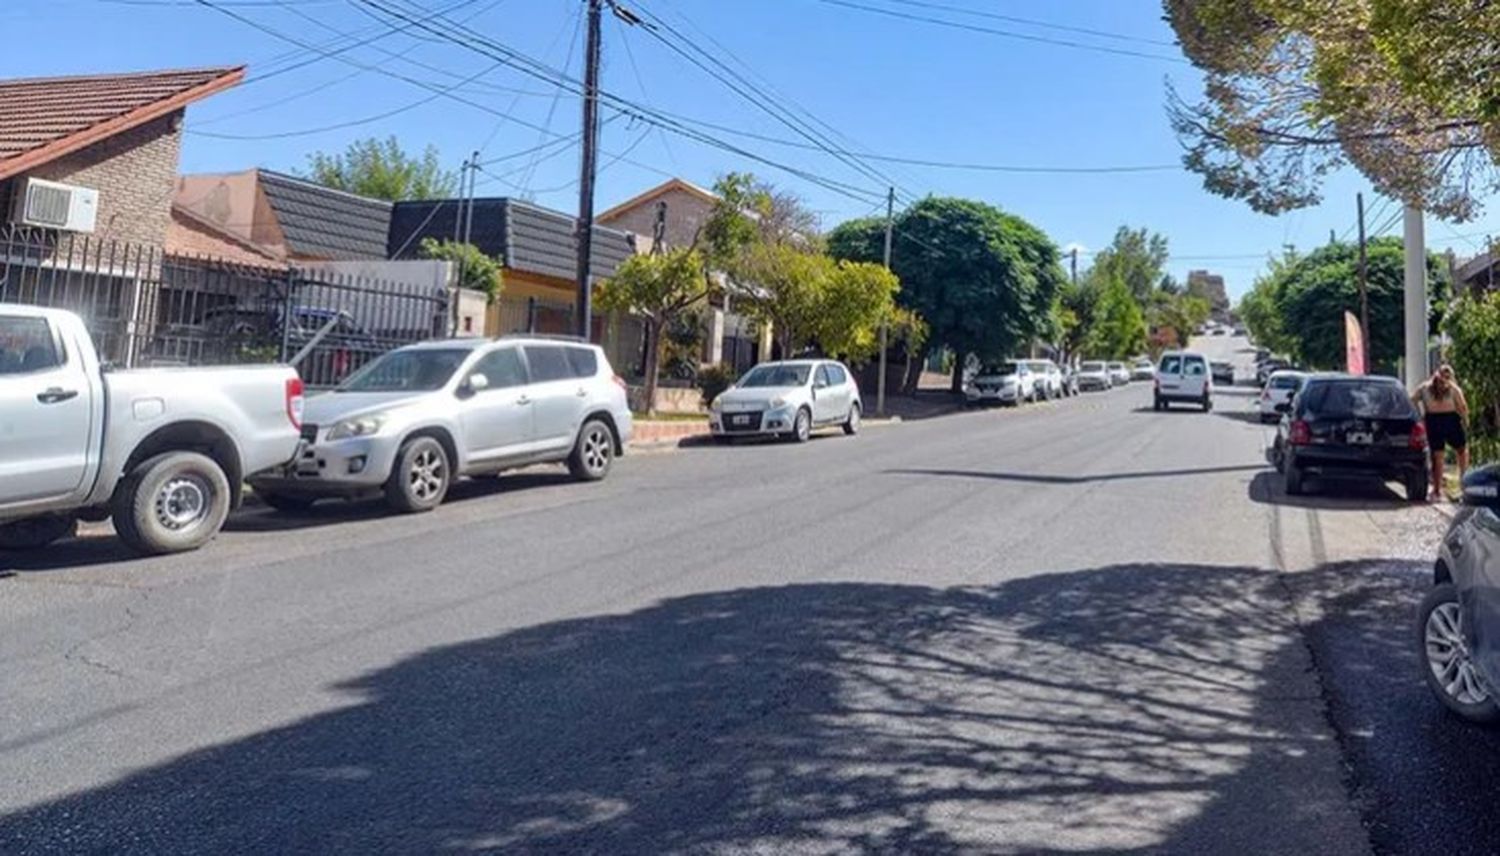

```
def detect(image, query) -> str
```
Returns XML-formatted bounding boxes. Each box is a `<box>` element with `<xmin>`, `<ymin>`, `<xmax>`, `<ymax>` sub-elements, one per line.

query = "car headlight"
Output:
<box><xmin>710</xmin><ymin>397</ymin><xmax>723</xmax><ymax>412</ymax></box>
<box><xmin>328</xmin><ymin>414</ymin><xmax>387</xmax><ymax>440</ymax></box>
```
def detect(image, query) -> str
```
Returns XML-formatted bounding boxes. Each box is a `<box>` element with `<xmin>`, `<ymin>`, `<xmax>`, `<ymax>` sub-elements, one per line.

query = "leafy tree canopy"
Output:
<box><xmin>305</xmin><ymin>136</ymin><xmax>457</xmax><ymax>201</ymax></box>
<box><xmin>1164</xmin><ymin>0</ymin><xmax>1500</xmax><ymax>220</ymax></box>
<box><xmin>596</xmin><ymin>247</ymin><xmax>708</xmax><ymax>414</ymax></box>
<box><xmin>419</xmin><ymin>239</ymin><xmax>502</xmax><ymax>302</ymax></box>
<box><xmin>1088</xmin><ymin>226</ymin><xmax>1170</xmax><ymax>304</ymax></box>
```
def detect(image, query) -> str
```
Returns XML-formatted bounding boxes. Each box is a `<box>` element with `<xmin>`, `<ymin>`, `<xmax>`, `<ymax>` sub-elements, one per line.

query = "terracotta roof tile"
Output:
<box><xmin>0</xmin><ymin>66</ymin><xmax>244</xmax><ymax>180</ymax></box>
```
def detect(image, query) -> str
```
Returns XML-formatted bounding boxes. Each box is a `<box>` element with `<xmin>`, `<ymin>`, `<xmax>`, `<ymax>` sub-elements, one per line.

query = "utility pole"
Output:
<box><xmin>1403</xmin><ymin>205</ymin><xmax>1428</xmax><ymax>391</ymax></box>
<box><xmin>453</xmin><ymin>156</ymin><xmax>469</xmax><ymax>242</ymax></box>
<box><xmin>462</xmin><ymin>150</ymin><xmax>478</xmax><ymax>248</ymax></box>
<box><xmin>573</xmin><ymin>0</ymin><xmax>604</xmax><ymax>341</ymax></box>
<box><xmin>1356</xmin><ymin>193</ymin><xmax>1370</xmax><ymax>373</ymax></box>
<box><xmin>877</xmin><ymin>186</ymin><xmax>894</xmax><ymax>416</ymax></box>
<box><xmin>1070</xmin><ymin>247</ymin><xmax>1078</xmax><ymax>286</ymax></box>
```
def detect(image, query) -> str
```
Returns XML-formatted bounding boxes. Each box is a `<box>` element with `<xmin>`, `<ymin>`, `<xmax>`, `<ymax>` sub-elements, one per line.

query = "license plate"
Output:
<box><xmin>1347</xmin><ymin>431</ymin><xmax>1374</xmax><ymax>445</ymax></box>
<box><xmin>733</xmin><ymin>415</ymin><xmax>750</xmax><ymax>425</ymax></box>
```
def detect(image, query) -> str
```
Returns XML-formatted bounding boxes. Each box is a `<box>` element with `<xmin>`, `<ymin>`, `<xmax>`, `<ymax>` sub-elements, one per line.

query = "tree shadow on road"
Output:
<box><xmin>0</xmin><ymin>563</ymin><xmax>1371</xmax><ymax>855</ymax></box>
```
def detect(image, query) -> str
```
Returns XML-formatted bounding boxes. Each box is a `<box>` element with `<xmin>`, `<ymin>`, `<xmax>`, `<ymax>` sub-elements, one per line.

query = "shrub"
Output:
<box><xmin>1444</xmin><ymin>290</ymin><xmax>1500</xmax><ymax>463</ymax></box>
<box><xmin>696</xmin><ymin>363</ymin><xmax>737</xmax><ymax>409</ymax></box>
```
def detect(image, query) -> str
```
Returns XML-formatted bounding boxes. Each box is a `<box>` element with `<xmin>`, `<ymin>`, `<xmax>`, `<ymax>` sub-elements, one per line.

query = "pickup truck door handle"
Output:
<box><xmin>576</xmin><ymin>387</ymin><xmax>588</xmax><ymax>397</ymax></box>
<box><xmin>36</xmin><ymin>387</ymin><xmax>79</xmax><ymax>404</ymax></box>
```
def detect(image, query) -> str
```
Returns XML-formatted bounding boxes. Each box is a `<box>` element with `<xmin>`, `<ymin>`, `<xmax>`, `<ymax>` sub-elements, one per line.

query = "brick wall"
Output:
<box><xmin>25</xmin><ymin>111</ymin><xmax>184</xmax><ymax>248</ymax></box>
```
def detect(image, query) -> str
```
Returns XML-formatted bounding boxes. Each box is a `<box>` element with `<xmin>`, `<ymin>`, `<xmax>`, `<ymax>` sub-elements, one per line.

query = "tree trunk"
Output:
<box><xmin>950</xmin><ymin>353</ymin><xmax>966</xmax><ymax>395</ymax></box>
<box><xmin>902</xmin><ymin>344</ymin><xmax>928</xmax><ymax>395</ymax></box>
<box><xmin>642</xmin><ymin>319</ymin><xmax>662</xmax><ymax>417</ymax></box>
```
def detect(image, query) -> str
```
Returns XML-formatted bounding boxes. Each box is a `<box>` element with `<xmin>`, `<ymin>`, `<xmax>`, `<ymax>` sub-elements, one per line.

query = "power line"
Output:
<box><xmin>814</xmin><ymin>0</ymin><xmax>1188</xmax><ymax>64</ymax></box>
<box><xmin>861</xmin><ymin>0</ymin><xmax>1178</xmax><ymax>48</ymax></box>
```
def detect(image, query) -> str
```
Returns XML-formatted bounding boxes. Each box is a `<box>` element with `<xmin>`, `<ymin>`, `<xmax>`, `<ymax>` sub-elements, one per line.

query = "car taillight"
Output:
<box><xmin>1409</xmin><ymin>421</ymin><xmax>1428</xmax><ymax>450</ymax></box>
<box><xmin>1288</xmin><ymin>419</ymin><xmax>1311</xmax><ymax>446</ymax></box>
<box><xmin>285</xmin><ymin>377</ymin><xmax>305</xmax><ymax>429</ymax></box>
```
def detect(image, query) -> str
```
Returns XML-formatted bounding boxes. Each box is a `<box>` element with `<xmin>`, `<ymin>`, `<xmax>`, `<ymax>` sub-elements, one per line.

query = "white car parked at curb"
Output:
<box><xmin>710</xmin><ymin>359</ymin><xmax>861</xmax><ymax>442</ymax></box>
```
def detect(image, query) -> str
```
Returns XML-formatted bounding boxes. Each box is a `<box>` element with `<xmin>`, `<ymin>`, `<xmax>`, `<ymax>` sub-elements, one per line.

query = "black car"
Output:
<box><xmin>1271</xmin><ymin>375</ymin><xmax>1428</xmax><ymax>501</ymax></box>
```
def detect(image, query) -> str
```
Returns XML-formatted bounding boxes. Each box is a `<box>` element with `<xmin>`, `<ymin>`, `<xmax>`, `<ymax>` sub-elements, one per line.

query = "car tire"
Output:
<box><xmin>1406</xmin><ymin>471</ymin><xmax>1429</xmax><ymax>503</ymax></box>
<box><xmin>843</xmin><ymin>402</ymin><xmax>861</xmax><ymax>436</ymax></box>
<box><xmin>1418</xmin><ymin>583</ymin><xmax>1500</xmax><ymax>724</ymax></box>
<box><xmin>568</xmin><ymin>418</ymin><xmax>616</xmax><ymax>481</ymax></box>
<box><xmin>1153</xmin><ymin>396</ymin><xmax>1164</xmax><ymax>412</ymax></box>
<box><xmin>1202</xmin><ymin>397</ymin><xmax>1213</xmax><ymax>413</ymax></box>
<box><xmin>788</xmin><ymin>407</ymin><xmax>813</xmax><ymax>443</ymax></box>
<box><xmin>384</xmin><ymin>436</ymin><xmax>451</xmax><ymax>513</ymax></box>
<box><xmin>1284</xmin><ymin>460</ymin><xmax>1305</xmax><ymax>496</ymax></box>
<box><xmin>0</xmin><ymin>514</ymin><xmax>78</xmax><ymax>550</ymax></box>
<box><xmin>113</xmin><ymin>451</ymin><xmax>233</xmax><ymax>555</ymax></box>
<box><xmin>255</xmin><ymin>490</ymin><xmax>318</xmax><ymax>513</ymax></box>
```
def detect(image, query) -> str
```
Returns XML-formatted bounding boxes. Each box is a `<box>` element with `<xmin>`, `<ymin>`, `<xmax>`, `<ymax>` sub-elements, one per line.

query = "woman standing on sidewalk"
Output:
<box><xmin>1413</xmin><ymin>364</ymin><xmax>1470</xmax><ymax>501</ymax></box>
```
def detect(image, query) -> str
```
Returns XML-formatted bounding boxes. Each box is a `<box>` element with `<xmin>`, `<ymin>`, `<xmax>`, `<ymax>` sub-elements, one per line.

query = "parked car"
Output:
<box><xmin>1270</xmin><ymin>374</ymin><xmax>1427</xmax><ymax>501</ymax></box>
<box><xmin>965</xmin><ymin>360</ymin><xmax>1037</xmax><ymax>406</ymax></box>
<box><xmin>1026</xmin><ymin>359</ymin><xmax>1065</xmax><ymax>399</ymax></box>
<box><xmin>1258</xmin><ymin>370</ymin><xmax>1308</xmax><ymax>423</ymax></box>
<box><xmin>1210</xmin><ymin>360</ymin><xmax>1235</xmax><ymax>385</ymax></box>
<box><xmin>1076</xmin><ymin>360</ymin><xmax>1112</xmax><ymax>392</ymax></box>
<box><xmin>1107</xmin><ymin>361</ymin><xmax>1130</xmax><ymax>386</ymax></box>
<box><xmin>1233</xmin><ymin>324</ymin><xmax>1247</xmax><ymax>336</ymax></box>
<box><xmin>712</xmin><ymin>358</ymin><xmax>861</xmax><ymax>441</ymax></box>
<box><xmin>250</xmin><ymin>336</ymin><xmax>632</xmax><ymax>513</ymax></box>
<box><xmin>1418</xmin><ymin>464</ymin><xmax>1500</xmax><ymax>724</ymax></box>
<box><xmin>1256</xmin><ymin>358</ymin><xmax>1290</xmax><ymax>387</ymax></box>
<box><xmin>1153</xmin><ymin>350</ymin><xmax>1213</xmax><ymax>412</ymax></box>
<box><xmin>0</xmin><ymin>304</ymin><xmax>303</xmax><ymax>554</ymax></box>
<box><xmin>1130</xmin><ymin>358</ymin><xmax>1155</xmax><ymax>381</ymax></box>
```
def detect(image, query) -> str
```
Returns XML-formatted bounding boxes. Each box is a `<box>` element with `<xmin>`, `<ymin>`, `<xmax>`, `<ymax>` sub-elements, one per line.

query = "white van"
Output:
<box><xmin>1153</xmin><ymin>350</ymin><xmax>1213</xmax><ymax>412</ymax></box>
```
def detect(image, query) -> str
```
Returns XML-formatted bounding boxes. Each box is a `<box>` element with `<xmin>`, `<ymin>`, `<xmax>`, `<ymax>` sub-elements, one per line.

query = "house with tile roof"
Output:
<box><xmin>0</xmin><ymin>66</ymin><xmax>244</xmax><ymax>248</ymax></box>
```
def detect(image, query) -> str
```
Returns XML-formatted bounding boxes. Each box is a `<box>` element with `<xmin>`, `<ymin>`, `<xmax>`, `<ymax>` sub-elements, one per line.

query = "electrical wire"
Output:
<box><xmin>859</xmin><ymin>0</ymin><xmax>1179</xmax><ymax>48</ymax></box>
<box><xmin>814</xmin><ymin>0</ymin><xmax>1189</xmax><ymax>64</ymax></box>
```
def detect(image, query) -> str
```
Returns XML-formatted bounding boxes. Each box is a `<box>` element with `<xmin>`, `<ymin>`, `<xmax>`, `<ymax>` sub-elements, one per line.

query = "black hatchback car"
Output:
<box><xmin>1271</xmin><ymin>374</ymin><xmax>1428</xmax><ymax>501</ymax></box>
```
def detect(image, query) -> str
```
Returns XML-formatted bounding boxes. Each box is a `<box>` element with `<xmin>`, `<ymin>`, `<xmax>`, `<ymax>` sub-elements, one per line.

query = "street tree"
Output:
<box><xmin>1164</xmin><ymin>0</ymin><xmax>1500</xmax><ymax>220</ymax></box>
<box><xmin>595</xmin><ymin>247</ymin><xmax>708</xmax><ymax>415</ymax></box>
<box><xmin>1089</xmin><ymin>226</ymin><xmax>1170</xmax><ymax>304</ymax></box>
<box><xmin>732</xmin><ymin>242</ymin><xmax>827</xmax><ymax>357</ymax></box>
<box><xmin>810</xmin><ymin>261</ymin><xmax>901</xmax><ymax>363</ymax></box>
<box><xmin>1085</xmin><ymin>275</ymin><xmax>1149</xmax><ymax>359</ymax></box>
<box><xmin>305</xmin><ymin>136</ymin><xmax>458</xmax><ymax>201</ymax></box>
<box><xmin>418</xmin><ymin>239</ymin><xmax>502</xmax><ymax>302</ymax></box>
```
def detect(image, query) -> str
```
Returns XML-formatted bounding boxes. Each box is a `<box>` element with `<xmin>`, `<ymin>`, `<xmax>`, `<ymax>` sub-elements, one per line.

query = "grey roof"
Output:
<box><xmin>259</xmin><ymin>170</ymin><xmax>394</xmax><ymax>260</ymax></box>
<box><xmin>388</xmin><ymin>197</ymin><xmax>635</xmax><ymax>281</ymax></box>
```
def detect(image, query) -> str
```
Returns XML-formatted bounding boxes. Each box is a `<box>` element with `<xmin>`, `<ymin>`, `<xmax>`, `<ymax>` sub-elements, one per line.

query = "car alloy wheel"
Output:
<box><xmin>792</xmin><ymin>408</ymin><xmax>812</xmax><ymax>443</ymax></box>
<box><xmin>582</xmin><ymin>423</ymin><xmax>612</xmax><ymax>475</ymax></box>
<box><xmin>408</xmin><ymin>447</ymin><xmax>447</xmax><ymax>502</ymax></box>
<box><xmin>1426</xmin><ymin>600</ymin><xmax>1490</xmax><ymax>707</ymax></box>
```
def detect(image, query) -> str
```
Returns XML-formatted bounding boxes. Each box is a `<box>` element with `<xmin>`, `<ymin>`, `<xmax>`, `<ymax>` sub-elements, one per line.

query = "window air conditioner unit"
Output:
<box><xmin>11</xmin><ymin>177</ymin><xmax>99</xmax><ymax>233</ymax></box>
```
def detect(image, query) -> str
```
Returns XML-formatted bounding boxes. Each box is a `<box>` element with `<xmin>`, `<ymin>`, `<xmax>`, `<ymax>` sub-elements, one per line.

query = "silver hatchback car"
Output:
<box><xmin>249</xmin><ymin>337</ymin><xmax>632</xmax><ymax>513</ymax></box>
<box><xmin>710</xmin><ymin>359</ymin><xmax>861</xmax><ymax>442</ymax></box>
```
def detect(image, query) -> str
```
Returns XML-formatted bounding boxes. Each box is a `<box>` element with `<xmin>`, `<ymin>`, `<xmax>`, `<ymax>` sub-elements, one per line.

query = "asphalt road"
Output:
<box><xmin>0</xmin><ymin>336</ymin><xmax>1480</xmax><ymax>854</ymax></box>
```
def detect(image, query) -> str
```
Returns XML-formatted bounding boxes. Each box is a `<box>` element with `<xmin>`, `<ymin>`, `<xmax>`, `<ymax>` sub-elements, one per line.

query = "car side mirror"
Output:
<box><xmin>1274</xmin><ymin>402</ymin><xmax>1291</xmax><ymax>414</ymax></box>
<box><xmin>464</xmin><ymin>373</ymin><xmax>490</xmax><ymax>395</ymax></box>
<box><xmin>1462</xmin><ymin>465</ymin><xmax>1500</xmax><ymax>510</ymax></box>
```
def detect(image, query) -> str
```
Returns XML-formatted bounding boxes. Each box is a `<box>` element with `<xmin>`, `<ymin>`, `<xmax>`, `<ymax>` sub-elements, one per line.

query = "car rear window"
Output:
<box><xmin>1270</xmin><ymin>375</ymin><xmax>1302</xmax><ymax>390</ymax></box>
<box><xmin>1300</xmin><ymin>381</ymin><xmax>1415</xmax><ymax>419</ymax></box>
<box><xmin>564</xmin><ymin>346</ymin><xmax>598</xmax><ymax>378</ymax></box>
<box><xmin>1159</xmin><ymin>355</ymin><xmax>1182</xmax><ymax>374</ymax></box>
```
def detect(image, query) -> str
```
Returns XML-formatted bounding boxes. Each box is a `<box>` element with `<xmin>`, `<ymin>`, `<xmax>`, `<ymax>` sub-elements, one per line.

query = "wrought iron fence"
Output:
<box><xmin>0</xmin><ymin>225</ymin><xmax>450</xmax><ymax>387</ymax></box>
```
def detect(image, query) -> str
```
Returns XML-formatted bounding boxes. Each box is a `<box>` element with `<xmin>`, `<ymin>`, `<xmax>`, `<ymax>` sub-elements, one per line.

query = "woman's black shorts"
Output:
<box><xmin>1426</xmin><ymin>412</ymin><xmax>1467</xmax><ymax>452</ymax></box>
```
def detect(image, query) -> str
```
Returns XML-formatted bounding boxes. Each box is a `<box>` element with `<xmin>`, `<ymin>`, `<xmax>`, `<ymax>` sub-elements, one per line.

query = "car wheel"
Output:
<box><xmin>0</xmin><ymin>514</ymin><xmax>78</xmax><ymax>550</ymax></box>
<box><xmin>843</xmin><ymin>402</ymin><xmax>861</xmax><ymax>436</ymax></box>
<box><xmin>1406</xmin><ymin>471</ymin><xmax>1429</xmax><ymax>503</ymax></box>
<box><xmin>1419</xmin><ymin>584</ymin><xmax>1500</xmax><ymax>724</ymax></box>
<box><xmin>568</xmin><ymin>418</ymin><xmax>616</xmax><ymax>481</ymax></box>
<box><xmin>113</xmin><ymin>451</ymin><xmax>233</xmax><ymax>555</ymax></box>
<box><xmin>255</xmin><ymin>490</ymin><xmax>318</xmax><ymax>513</ymax></box>
<box><xmin>384</xmin><ymin>436</ymin><xmax>451</xmax><ymax>513</ymax></box>
<box><xmin>1284</xmin><ymin>459</ymin><xmax>1305</xmax><ymax>496</ymax></box>
<box><xmin>789</xmin><ymin>407</ymin><xmax>813</xmax><ymax>443</ymax></box>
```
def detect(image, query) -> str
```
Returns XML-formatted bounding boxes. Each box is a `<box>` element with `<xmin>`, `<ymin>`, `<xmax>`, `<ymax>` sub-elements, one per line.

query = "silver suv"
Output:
<box><xmin>249</xmin><ymin>337</ymin><xmax>632</xmax><ymax>513</ymax></box>
<box><xmin>710</xmin><ymin>359</ymin><xmax>861</xmax><ymax>442</ymax></box>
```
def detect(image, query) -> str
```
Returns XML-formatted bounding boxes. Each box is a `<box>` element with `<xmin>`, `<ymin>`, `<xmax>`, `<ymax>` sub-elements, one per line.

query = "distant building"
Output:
<box><xmin>1187</xmin><ymin>269</ymin><xmax>1231</xmax><ymax>320</ymax></box>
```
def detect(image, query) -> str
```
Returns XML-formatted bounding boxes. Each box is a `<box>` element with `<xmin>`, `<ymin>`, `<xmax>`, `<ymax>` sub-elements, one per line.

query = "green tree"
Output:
<box><xmin>1085</xmin><ymin>275</ymin><xmax>1149</xmax><ymax>359</ymax></box>
<box><xmin>1164</xmin><ymin>0</ymin><xmax>1500</xmax><ymax>220</ymax></box>
<box><xmin>304</xmin><ymin>136</ymin><xmax>457</xmax><ymax>201</ymax></box>
<box><xmin>595</xmin><ymin>247</ymin><xmax>708</xmax><ymax>415</ymax></box>
<box><xmin>1444</xmin><ymin>291</ymin><xmax>1500</xmax><ymax>462</ymax></box>
<box><xmin>1090</xmin><ymin>226</ymin><xmax>1170</xmax><ymax>304</ymax></box>
<box><xmin>418</xmin><ymin>238</ymin><xmax>502</xmax><ymax>302</ymax></box>
<box><xmin>1260</xmin><ymin>238</ymin><xmax>1448</xmax><ymax>370</ymax></box>
<box><xmin>732</xmin><ymin>242</ymin><xmax>828</xmax><ymax>356</ymax></box>
<box><xmin>833</xmin><ymin>198</ymin><xmax>1063</xmax><ymax>392</ymax></box>
<box><xmin>810</xmin><ymin>261</ymin><xmax>901</xmax><ymax>363</ymax></box>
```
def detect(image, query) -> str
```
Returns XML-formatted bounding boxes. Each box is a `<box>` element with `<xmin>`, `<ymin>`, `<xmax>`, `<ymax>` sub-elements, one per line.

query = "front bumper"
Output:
<box><xmin>248</xmin><ymin>433</ymin><xmax>402</xmax><ymax>496</ymax></box>
<box><xmin>965</xmin><ymin>386</ymin><xmax>1020</xmax><ymax>403</ymax></box>
<box><xmin>710</xmin><ymin>406</ymin><xmax>797</xmax><ymax>436</ymax></box>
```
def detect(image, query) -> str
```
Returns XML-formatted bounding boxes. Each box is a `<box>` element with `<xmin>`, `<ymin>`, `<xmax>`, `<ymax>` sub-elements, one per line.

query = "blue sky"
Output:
<box><xmin>8</xmin><ymin>0</ymin><xmax>1498</xmax><ymax>298</ymax></box>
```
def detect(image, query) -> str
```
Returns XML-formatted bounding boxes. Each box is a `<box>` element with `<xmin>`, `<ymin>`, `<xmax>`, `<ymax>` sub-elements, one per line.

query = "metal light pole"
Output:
<box><xmin>1403</xmin><ymin>205</ymin><xmax>1428</xmax><ymax>390</ymax></box>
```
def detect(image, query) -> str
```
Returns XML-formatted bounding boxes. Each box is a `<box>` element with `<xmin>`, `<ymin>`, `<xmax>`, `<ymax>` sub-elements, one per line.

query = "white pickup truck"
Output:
<box><xmin>0</xmin><ymin>304</ymin><xmax>304</xmax><ymax>555</ymax></box>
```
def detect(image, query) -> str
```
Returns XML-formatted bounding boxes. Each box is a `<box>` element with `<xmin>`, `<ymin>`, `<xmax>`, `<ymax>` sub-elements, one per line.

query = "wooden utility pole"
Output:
<box><xmin>1356</xmin><ymin>193</ymin><xmax>1371</xmax><ymax>373</ymax></box>
<box><xmin>573</xmin><ymin>0</ymin><xmax>604</xmax><ymax>341</ymax></box>
<box><xmin>1070</xmin><ymin>247</ymin><xmax>1078</xmax><ymax>286</ymax></box>
<box><xmin>877</xmin><ymin>186</ymin><xmax>894</xmax><ymax>416</ymax></box>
